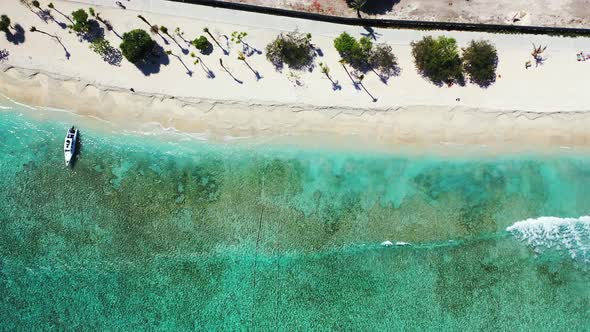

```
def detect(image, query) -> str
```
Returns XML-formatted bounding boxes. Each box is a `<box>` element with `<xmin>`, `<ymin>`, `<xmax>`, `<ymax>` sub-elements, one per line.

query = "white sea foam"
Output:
<box><xmin>381</xmin><ymin>240</ymin><xmax>411</xmax><ymax>247</ymax></box>
<box><xmin>0</xmin><ymin>94</ymin><xmax>37</xmax><ymax>110</ymax></box>
<box><xmin>507</xmin><ymin>216</ymin><xmax>590</xmax><ymax>263</ymax></box>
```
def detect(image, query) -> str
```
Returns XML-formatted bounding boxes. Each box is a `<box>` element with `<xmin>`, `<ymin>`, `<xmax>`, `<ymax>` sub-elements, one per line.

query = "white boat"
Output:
<box><xmin>64</xmin><ymin>126</ymin><xmax>78</xmax><ymax>166</ymax></box>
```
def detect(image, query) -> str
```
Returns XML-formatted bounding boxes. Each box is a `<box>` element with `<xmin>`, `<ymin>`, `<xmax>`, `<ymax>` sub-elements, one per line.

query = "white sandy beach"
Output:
<box><xmin>1</xmin><ymin>0</ymin><xmax>590</xmax><ymax>153</ymax></box>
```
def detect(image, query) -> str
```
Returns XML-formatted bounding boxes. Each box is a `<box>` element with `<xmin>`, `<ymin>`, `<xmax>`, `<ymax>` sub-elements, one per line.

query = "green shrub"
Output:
<box><xmin>119</xmin><ymin>29</ymin><xmax>155</xmax><ymax>64</ymax></box>
<box><xmin>369</xmin><ymin>43</ymin><xmax>399</xmax><ymax>77</ymax></box>
<box><xmin>90</xmin><ymin>37</ymin><xmax>111</xmax><ymax>56</ymax></box>
<box><xmin>71</xmin><ymin>9</ymin><xmax>90</xmax><ymax>33</ymax></box>
<box><xmin>265</xmin><ymin>31</ymin><xmax>315</xmax><ymax>70</ymax></box>
<box><xmin>333</xmin><ymin>32</ymin><xmax>372</xmax><ymax>69</ymax></box>
<box><xmin>0</xmin><ymin>15</ymin><xmax>10</xmax><ymax>33</ymax></box>
<box><xmin>462</xmin><ymin>40</ymin><xmax>498</xmax><ymax>87</ymax></box>
<box><xmin>191</xmin><ymin>35</ymin><xmax>210</xmax><ymax>52</ymax></box>
<box><xmin>411</xmin><ymin>35</ymin><xmax>464</xmax><ymax>85</ymax></box>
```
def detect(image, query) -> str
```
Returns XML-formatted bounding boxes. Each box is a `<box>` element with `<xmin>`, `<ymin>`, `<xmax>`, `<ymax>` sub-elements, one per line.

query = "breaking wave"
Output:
<box><xmin>507</xmin><ymin>216</ymin><xmax>590</xmax><ymax>264</ymax></box>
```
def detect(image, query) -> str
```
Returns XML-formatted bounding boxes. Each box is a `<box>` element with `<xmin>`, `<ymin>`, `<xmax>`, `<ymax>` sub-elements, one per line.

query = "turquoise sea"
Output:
<box><xmin>0</xmin><ymin>99</ymin><xmax>589</xmax><ymax>330</ymax></box>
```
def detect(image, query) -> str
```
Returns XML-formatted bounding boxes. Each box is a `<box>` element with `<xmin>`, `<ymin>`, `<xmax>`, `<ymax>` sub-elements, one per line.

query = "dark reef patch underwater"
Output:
<box><xmin>0</xmin><ymin>107</ymin><xmax>589</xmax><ymax>330</ymax></box>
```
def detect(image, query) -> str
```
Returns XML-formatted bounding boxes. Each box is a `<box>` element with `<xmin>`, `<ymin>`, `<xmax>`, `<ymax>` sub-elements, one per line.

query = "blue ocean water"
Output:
<box><xmin>0</xmin><ymin>101</ymin><xmax>589</xmax><ymax>330</ymax></box>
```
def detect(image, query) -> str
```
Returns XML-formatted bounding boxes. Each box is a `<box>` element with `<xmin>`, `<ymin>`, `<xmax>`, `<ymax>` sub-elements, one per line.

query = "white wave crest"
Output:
<box><xmin>507</xmin><ymin>216</ymin><xmax>590</xmax><ymax>263</ymax></box>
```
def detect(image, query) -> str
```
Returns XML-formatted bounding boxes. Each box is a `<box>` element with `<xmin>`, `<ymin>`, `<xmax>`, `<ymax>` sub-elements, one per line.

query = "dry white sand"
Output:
<box><xmin>1</xmin><ymin>0</ymin><xmax>590</xmax><ymax>154</ymax></box>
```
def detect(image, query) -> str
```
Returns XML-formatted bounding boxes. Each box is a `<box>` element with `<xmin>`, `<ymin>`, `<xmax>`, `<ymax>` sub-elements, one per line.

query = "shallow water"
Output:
<box><xmin>1</xmin><ymin>102</ymin><xmax>589</xmax><ymax>330</ymax></box>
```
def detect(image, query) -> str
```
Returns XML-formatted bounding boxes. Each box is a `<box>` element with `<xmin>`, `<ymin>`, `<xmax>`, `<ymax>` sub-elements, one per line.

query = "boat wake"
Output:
<box><xmin>507</xmin><ymin>216</ymin><xmax>590</xmax><ymax>264</ymax></box>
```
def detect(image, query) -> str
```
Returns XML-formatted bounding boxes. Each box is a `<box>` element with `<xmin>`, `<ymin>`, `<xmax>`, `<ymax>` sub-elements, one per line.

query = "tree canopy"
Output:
<box><xmin>333</xmin><ymin>32</ymin><xmax>373</xmax><ymax>70</ymax></box>
<box><xmin>462</xmin><ymin>40</ymin><xmax>498</xmax><ymax>87</ymax></box>
<box><xmin>71</xmin><ymin>9</ymin><xmax>91</xmax><ymax>33</ymax></box>
<box><xmin>265</xmin><ymin>31</ymin><xmax>315</xmax><ymax>70</ymax></box>
<box><xmin>411</xmin><ymin>35</ymin><xmax>464</xmax><ymax>85</ymax></box>
<box><xmin>119</xmin><ymin>29</ymin><xmax>156</xmax><ymax>64</ymax></box>
<box><xmin>369</xmin><ymin>43</ymin><xmax>399</xmax><ymax>77</ymax></box>
<box><xmin>192</xmin><ymin>35</ymin><xmax>210</xmax><ymax>53</ymax></box>
<box><xmin>0</xmin><ymin>15</ymin><xmax>11</xmax><ymax>33</ymax></box>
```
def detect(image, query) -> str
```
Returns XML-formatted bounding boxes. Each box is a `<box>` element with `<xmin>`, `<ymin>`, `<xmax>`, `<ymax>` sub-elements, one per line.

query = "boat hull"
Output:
<box><xmin>64</xmin><ymin>128</ymin><xmax>78</xmax><ymax>167</ymax></box>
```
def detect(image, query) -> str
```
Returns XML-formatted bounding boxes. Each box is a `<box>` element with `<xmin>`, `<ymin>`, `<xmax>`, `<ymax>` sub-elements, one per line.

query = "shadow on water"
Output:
<box><xmin>6</xmin><ymin>24</ymin><xmax>26</xmax><ymax>45</ymax></box>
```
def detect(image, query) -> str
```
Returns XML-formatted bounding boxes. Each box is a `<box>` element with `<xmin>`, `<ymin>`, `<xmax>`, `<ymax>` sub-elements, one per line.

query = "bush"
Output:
<box><xmin>71</xmin><ymin>9</ymin><xmax>90</xmax><ymax>33</ymax></box>
<box><xmin>191</xmin><ymin>35</ymin><xmax>211</xmax><ymax>53</ymax></box>
<box><xmin>265</xmin><ymin>31</ymin><xmax>315</xmax><ymax>70</ymax></box>
<box><xmin>0</xmin><ymin>15</ymin><xmax>11</xmax><ymax>33</ymax></box>
<box><xmin>369</xmin><ymin>43</ymin><xmax>399</xmax><ymax>77</ymax></box>
<box><xmin>119</xmin><ymin>29</ymin><xmax>155</xmax><ymax>64</ymax></box>
<box><xmin>91</xmin><ymin>37</ymin><xmax>122</xmax><ymax>65</ymax></box>
<box><xmin>462</xmin><ymin>40</ymin><xmax>498</xmax><ymax>87</ymax></box>
<box><xmin>333</xmin><ymin>32</ymin><xmax>372</xmax><ymax>70</ymax></box>
<box><xmin>90</xmin><ymin>37</ymin><xmax>111</xmax><ymax>55</ymax></box>
<box><xmin>411</xmin><ymin>35</ymin><xmax>464</xmax><ymax>85</ymax></box>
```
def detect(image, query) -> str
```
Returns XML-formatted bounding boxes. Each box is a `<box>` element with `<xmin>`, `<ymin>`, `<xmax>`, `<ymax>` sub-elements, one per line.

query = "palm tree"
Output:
<box><xmin>30</xmin><ymin>26</ymin><xmax>70</xmax><ymax>59</ymax></box>
<box><xmin>340</xmin><ymin>59</ymin><xmax>360</xmax><ymax>90</ymax></box>
<box><xmin>350</xmin><ymin>0</ymin><xmax>367</xmax><ymax>18</ymax></box>
<box><xmin>137</xmin><ymin>15</ymin><xmax>157</xmax><ymax>35</ymax></box>
<box><xmin>204</xmin><ymin>27</ymin><xmax>228</xmax><ymax>55</ymax></box>
<box><xmin>190</xmin><ymin>52</ymin><xmax>214</xmax><ymax>78</ymax></box>
<box><xmin>161</xmin><ymin>26</ymin><xmax>186</xmax><ymax>53</ymax></box>
<box><xmin>319</xmin><ymin>62</ymin><xmax>340</xmax><ymax>90</ymax></box>
<box><xmin>20</xmin><ymin>0</ymin><xmax>32</xmax><ymax>9</ymax></box>
<box><xmin>219</xmin><ymin>57</ymin><xmax>242</xmax><ymax>84</ymax></box>
<box><xmin>320</xmin><ymin>62</ymin><xmax>329</xmax><ymax>77</ymax></box>
<box><xmin>137</xmin><ymin>14</ymin><xmax>151</xmax><ymax>28</ymax></box>
<box><xmin>137</xmin><ymin>15</ymin><xmax>168</xmax><ymax>45</ymax></box>
<box><xmin>531</xmin><ymin>43</ymin><xmax>547</xmax><ymax>66</ymax></box>
<box><xmin>48</xmin><ymin>2</ymin><xmax>74</xmax><ymax>24</ymax></box>
<box><xmin>23</xmin><ymin>0</ymin><xmax>49</xmax><ymax>22</ymax></box>
<box><xmin>238</xmin><ymin>51</ymin><xmax>260</xmax><ymax>80</ymax></box>
<box><xmin>356</xmin><ymin>73</ymin><xmax>377</xmax><ymax>102</ymax></box>
<box><xmin>231</xmin><ymin>31</ymin><xmax>261</xmax><ymax>56</ymax></box>
<box><xmin>160</xmin><ymin>26</ymin><xmax>171</xmax><ymax>39</ymax></box>
<box><xmin>165</xmin><ymin>50</ymin><xmax>192</xmax><ymax>76</ymax></box>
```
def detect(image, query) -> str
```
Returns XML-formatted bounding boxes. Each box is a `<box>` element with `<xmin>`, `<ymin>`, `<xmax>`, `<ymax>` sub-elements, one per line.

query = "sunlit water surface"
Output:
<box><xmin>0</xmin><ymin>101</ymin><xmax>589</xmax><ymax>330</ymax></box>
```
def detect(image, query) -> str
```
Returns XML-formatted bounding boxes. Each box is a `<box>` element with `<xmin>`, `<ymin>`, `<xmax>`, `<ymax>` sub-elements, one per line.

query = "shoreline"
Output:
<box><xmin>2</xmin><ymin>0</ymin><xmax>590</xmax><ymax>156</ymax></box>
<box><xmin>2</xmin><ymin>64</ymin><xmax>590</xmax><ymax>157</ymax></box>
